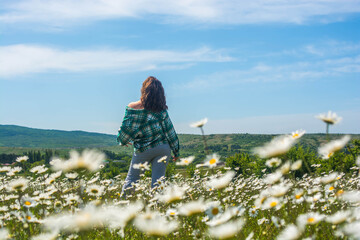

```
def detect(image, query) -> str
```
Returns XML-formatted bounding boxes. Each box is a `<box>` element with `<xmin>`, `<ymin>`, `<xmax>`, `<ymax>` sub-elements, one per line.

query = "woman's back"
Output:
<box><xmin>117</xmin><ymin>106</ymin><xmax>179</xmax><ymax>158</ymax></box>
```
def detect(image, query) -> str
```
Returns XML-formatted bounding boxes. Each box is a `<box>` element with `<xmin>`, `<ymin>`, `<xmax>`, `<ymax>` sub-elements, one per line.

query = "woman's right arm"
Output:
<box><xmin>163</xmin><ymin>113</ymin><xmax>180</xmax><ymax>158</ymax></box>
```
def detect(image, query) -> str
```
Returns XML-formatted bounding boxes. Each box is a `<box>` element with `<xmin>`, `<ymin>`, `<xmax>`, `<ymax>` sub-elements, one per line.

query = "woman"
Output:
<box><xmin>117</xmin><ymin>76</ymin><xmax>180</xmax><ymax>196</ymax></box>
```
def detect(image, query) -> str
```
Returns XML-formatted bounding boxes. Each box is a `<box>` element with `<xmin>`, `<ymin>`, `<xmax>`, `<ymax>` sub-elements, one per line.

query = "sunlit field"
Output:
<box><xmin>1</xmin><ymin>112</ymin><xmax>360</xmax><ymax>240</ymax></box>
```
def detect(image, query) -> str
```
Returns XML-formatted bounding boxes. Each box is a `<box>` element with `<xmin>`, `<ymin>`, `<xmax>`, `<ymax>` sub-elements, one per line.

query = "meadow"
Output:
<box><xmin>0</xmin><ymin>113</ymin><xmax>360</xmax><ymax>240</ymax></box>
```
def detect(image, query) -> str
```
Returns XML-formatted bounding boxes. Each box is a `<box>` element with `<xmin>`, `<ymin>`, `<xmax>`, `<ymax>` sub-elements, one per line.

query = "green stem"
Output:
<box><xmin>200</xmin><ymin>127</ymin><xmax>209</xmax><ymax>155</ymax></box>
<box><xmin>326</xmin><ymin>123</ymin><xmax>330</xmax><ymax>142</ymax></box>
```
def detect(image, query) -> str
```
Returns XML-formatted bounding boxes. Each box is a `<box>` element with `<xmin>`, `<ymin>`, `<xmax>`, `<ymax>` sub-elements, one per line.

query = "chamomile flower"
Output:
<box><xmin>157</xmin><ymin>156</ymin><xmax>168</xmax><ymax>163</ymax></box>
<box><xmin>326</xmin><ymin>210</ymin><xmax>351</xmax><ymax>224</ymax></box>
<box><xmin>264</xmin><ymin>171</ymin><xmax>283</xmax><ymax>184</ymax></box>
<box><xmin>277</xmin><ymin>224</ymin><xmax>302</xmax><ymax>240</ymax></box>
<box><xmin>21</xmin><ymin>196</ymin><xmax>37</xmax><ymax>208</ymax></box>
<box><xmin>291</xmin><ymin>130</ymin><xmax>306</xmax><ymax>139</ymax></box>
<box><xmin>208</xmin><ymin>218</ymin><xmax>245</xmax><ymax>239</ymax></box>
<box><xmin>16</xmin><ymin>156</ymin><xmax>29</xmax><ymax>163</ymax></box>
<box><xmin>253</xmin><ymin>135</ymin><xmax>296</xmax><ymax>158</ymax></box>
<box><xmin>291</xmin><ymin>160</ymin><xmax>302</xmax><ymax>171</ymax></box>
<box><xmin>206</xmin><ymin>171</ymin><xmax>236</xmax><ymax>190</ymax></box>
<box><xmin>8</xmin><ymin>178</ymin><xmax>29</xmax><ymax>192</ymax></box>
<box><xmin>178</xmin><ymin>198</ymin><xmax>207</xmax><ymax>216</ymax></box>
<box><xmin>265</xmin><ymin>158</ymin><xmax>282</xmax><ymax>168</ymax></box>
<box><xmin>65</xmin><ymin>172</ymin><xmax>78</xmax><ymax>179</ymax></box>
<box><xmin>297</xmin><ymin>212</ymin><xmax>324</xmax><ymax>230</ymax></box>
<box><xmin>318</xmin><ymin>135</ymin><xmax>351</xmax><ymax>159</ymax></box>
<box><xmin>176</xmin><ymin>156</ymin><xmax>195</xmax><ymax>166</ymax></box>
<box><xmin>133</xmin><ymin>162</ymin><xmax>150</xmax><ymax>171</ymax></box>
<box><xmin>86</xmin><ymin>184</ymin><xmax>105</xmax><ymax>197</ymax></box>
<box><xmin>166</xmin><ymin>208</ymin><xmax>178</xmax><ymax>217</ymax></box>
<box><xmin>134</xmin><ymin>214</ymin><xmax>178</xmax><ymax>236</ymax></box>
<box><xmin>320</xmin><ymin>172</ymin><xmax>339</xmax><ymax>184</ymax></box>
<box><xmin>205</xmin><ymin>205</ymin><xmax>223</xmax><ymax>219</ymax></box>
<box><xmin>0</xmin><ymin>228</ymin><xmax>9</xmax><ymax>240</ymax></box>
<box><xmin>198</xmin><ymin>153</ymin><xmax>221</xmax><ymax>168</ymax></box>
<box><xmin>30</xmin><ymin>165</ymin><xmax>48</xmax><ymax>174</ymax></box>
<box><xmin>261</xmin><ymin>197</ymin><xmax>282</xmax><ymax>210</ymax></box>
<box><xmin>316</xmin><ymin>111</ymin><xmax>342</xmax><ymax>125</ymax></box>
<box><xmin>155</xmin><ymin>184</ymin><xmax>188</xmax><ymax>203</ymax></box>
<box><xmin>51</xmin><ymin>149</ymin><xmax>105</xmax><ymax>172</ymax></box>
<box><xmin>190</xmin><ymin>118</ymin><xmax>208</xmax><ymax>128</ymax></box>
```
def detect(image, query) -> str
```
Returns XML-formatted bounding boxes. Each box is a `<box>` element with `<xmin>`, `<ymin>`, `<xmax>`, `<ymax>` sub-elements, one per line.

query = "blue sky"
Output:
<box><xmin>0</xmin><ymin>0</ymin><xmax>359</xmax><ymax>135</ymax></box>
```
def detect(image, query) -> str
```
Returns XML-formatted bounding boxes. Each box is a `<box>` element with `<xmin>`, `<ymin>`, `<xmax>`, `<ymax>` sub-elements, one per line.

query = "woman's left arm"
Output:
<box><xmin>116</xmin><ymin>109</ymin><xmax>134</xmax><ymax>146</ymax></box>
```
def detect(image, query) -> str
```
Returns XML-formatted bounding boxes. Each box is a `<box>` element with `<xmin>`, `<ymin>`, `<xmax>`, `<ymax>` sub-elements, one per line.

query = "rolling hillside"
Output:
<box><xmin>0</xmin><ymin>125</ymin><xmax>116</xmax><ymax>148</ymax></box>
<box><xmin>1</xmin><ymin>124</ymin><xmax>359</xmax><ymax>157</ymax></box>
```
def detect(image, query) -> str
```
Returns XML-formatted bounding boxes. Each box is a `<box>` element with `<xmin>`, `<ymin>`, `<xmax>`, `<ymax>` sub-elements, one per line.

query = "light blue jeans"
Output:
<box><xmin>121</xmin><ymin>144</ymin><xmax>171</xmax><ymax>197</ymax></box>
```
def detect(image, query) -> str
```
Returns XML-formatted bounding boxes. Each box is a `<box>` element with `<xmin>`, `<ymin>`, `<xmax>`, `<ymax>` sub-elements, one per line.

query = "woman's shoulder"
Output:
<box><xmin>127</xmin><ymin>101</ymin><xmax>144</xmax><ymax>110</ymax></box>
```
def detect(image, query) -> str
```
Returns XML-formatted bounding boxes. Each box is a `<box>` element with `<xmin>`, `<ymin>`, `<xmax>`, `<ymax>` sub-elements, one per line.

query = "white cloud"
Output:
<box><xmin>176</xmin><ymin>110</ymin><xmax>360</xmax><ymax>134</ymax></box>
<box><xmin>0</xmin><ymin>44</ymin><xmax>233</xmax><ymax>77</ymax></box>
<box><xmin>179</xmin><ymin>42</ymin><xmax>360</xmax><ymax>89</ymax></box>
<box><xmin>1</xmin><ymin>0</ymin><xmax>360</xmax><ymax>26</ymax></box>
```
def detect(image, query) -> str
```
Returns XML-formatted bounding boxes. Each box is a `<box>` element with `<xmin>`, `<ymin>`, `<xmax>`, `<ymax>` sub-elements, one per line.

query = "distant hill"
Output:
<box><xmin>0</xmin><ymin>125</ymin><xmax>117</xmax><ymax>148</ymax></box>
<box><xmin>1</xmin><ymin>125</ymin><xmax>359</xmax><ymax>157</ymax></box>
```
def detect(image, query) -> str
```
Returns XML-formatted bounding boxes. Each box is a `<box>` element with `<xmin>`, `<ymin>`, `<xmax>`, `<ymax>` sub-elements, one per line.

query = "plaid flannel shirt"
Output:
<box><xmin>117</xmin><ymin>107</ymin><xmax>180</xmax><ymax>157</ymax></box>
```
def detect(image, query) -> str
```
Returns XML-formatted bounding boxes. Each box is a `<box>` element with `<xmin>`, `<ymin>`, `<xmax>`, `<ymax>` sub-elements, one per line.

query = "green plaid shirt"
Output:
<box><xmin>117</xmin><ymin>107</ymin><xmax>180</xmax><ymax>157</ymax></box>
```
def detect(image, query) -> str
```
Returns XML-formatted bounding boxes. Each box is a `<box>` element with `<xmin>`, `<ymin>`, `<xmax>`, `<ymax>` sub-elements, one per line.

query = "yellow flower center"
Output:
<box><xmin>328</xmin><ymin>152</ymin><xmax>334</xmax><ymax>158</ymax></box>
<box><xmin>336</xmin><ymin>189</ymin><xmax>344</xmax><ymax>196</ymax></box>
<box><xmin>293</xmin><ymin>133</ymin><xmax>299</xmax><ymax>138</ymax></box>
<box><xmin>14</xmin><ymin>184</ymin><xmax>24</xmax><ymax>190</ymax></box>
<box><xmin>170</xmin><ymin>212</ymin><xmax>176</xmax><ymax>216</ymax></box>
<box><xmin>184</xmin><ymin>160</ymin><xmax>189</xmax><ymax>163</ymax></box>
<box><xmin>26</xmin><ymin>216</ymin><xmax>32</xmax><ymax>220</ymax></box>
<box><xmin>24</xmin><ymin>201</ymin><xmax>31</xmax><ymax>206</ymax></box>
<box><xmin>211</xmin><ymin>208</ymin><xmax>219</xmax><ymax>215</ymax></box>
<box><xmin>308</xmin><ymin>217</ymin><xmax>315</xmax><ymax>223</ymax></box>
<box><xmin>209</xmin><ymin>159</ymin><xmax>216</xmax><ymax>165</ymax></box>
<box><xmin>270</xmin><ymin>201</ymin><xmax>277</xmax><ymax>207</ymax></box>
<box><xmin>295</xmin><ymin>194</ymin><xmax>301</xmax><ymax>199</ymax></box>
<box><xmin>329</xmin><ymin>186</ymin><xmax>334</xmax><ymax>191</ymax></box>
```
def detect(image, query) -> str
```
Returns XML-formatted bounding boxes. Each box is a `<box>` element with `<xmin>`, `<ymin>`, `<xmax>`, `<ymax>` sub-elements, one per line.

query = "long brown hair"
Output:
<box><xmin>140</xmin><ymin>76</ymin><xmax>168</xmax><ymax>112</ymax></box>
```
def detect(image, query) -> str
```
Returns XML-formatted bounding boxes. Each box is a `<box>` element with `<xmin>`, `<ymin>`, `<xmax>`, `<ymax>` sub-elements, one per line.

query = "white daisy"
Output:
<box><xmin>318</xmin><ymin>135</ymin><xmax>351</xmax><ymax>159</ymax></box>
<box><xmin>176</xmin><ymin>156</ymin><xmax>195</xmax><ymax>166</ymax></box>
<box><xmin>316</xmin><ymin>111</ymin><xmax>342</xmax><ymax>125</ymax></box>
<box><xmin>16</xmin><ymin>156</ymin><xmax>29</xmax><ymax>163</ymax></box>
<box><xmin>253</xmin><ymin>135</ymin><xmax>296</xmax><ymax>158</ymax></box>
<box><xmin>190</xmin><ymin>118</ymin><xmax>208</xmax><ymax>128</ymax></box>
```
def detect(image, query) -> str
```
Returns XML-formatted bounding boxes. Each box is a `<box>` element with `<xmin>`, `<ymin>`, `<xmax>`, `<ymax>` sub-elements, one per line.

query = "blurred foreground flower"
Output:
<box><xmin>253</xmin><ymin>135</ymin><xmax>297</xmax><ymax>158</ymax></box>
<box><xmin>7</xmin><ymin>177</ymin><xmax>29</xmax><ymax>192</ymax></box>
<box><xmin>318</xmin><ymin>135</ymin><xmax>351</xmax><ymax>159</ymax></box>
<box><xmin>208</xmin><ymin>218</ymin><xmax>245</xmax><ymax>239</ymax></box>
<box><xmin>50</xmin><ymin>149</ymin><xmax>105</xmax><ymax>172</ymax></box>
<box><xmin>178</xmin><ymin>198</ymin><xmax>207</xmax><ymax>216</ymax></box>
<box><xmin>133</xmin><ymin>162</ymin><xmax>150</xmax><ymax>171</ymax></box>
<box><xmin>277</xmin><ymin>224</ymin><xmax>302</xmax><ymax>240</ymax></box>
<box><xmin>206</xmin><ymin>171</ymin><xmax>236</xmax><ymax>190</ymax></box>
<box><xmin>265</xmin><ymin>158</ymin><xmax>282</xmax><ymax>168</ymax></box>
<box><xmin>134</xmin><ymin>213</ymin><xmax>178</xmax><ymax>236</ymax></box>
<box><xmin>155</xmin><ymin>184</ymin><xmax>188</xmax><ymax>203</ymax></box>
